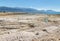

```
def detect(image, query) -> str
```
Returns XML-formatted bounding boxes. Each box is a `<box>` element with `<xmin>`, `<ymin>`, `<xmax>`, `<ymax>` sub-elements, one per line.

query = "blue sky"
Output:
<box><xmin>0</xmin><ymin>0</ymin><xmax>60</xmax><ymax>11</ymax></box>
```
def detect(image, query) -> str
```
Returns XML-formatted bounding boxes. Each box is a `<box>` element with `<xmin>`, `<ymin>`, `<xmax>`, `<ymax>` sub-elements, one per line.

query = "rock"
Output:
<box><xmin>43</xmin><ymin>26</ymin><xmax>59</xmax><ymax>33</ymax></box>
<box><xmin>0</xmin><ymin>31</ymin><xmax>37</xmax><ymax>41</ymax></box>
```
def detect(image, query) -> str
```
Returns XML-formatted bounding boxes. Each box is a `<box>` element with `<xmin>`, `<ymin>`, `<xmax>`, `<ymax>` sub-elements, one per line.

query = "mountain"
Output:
<box><xmin>0</xmin><ymin>7</ymin><xmax>60</xmax><ymax>14</ymax></box>
<box><xmin>0</xmin><ymin>7</ymin><xmax>38</xmax><ymax>13</ymax></box>
<box><xmin>39</xmin><ymin>10</ymin><xmax>60</xmax><ymax>14</ymax></box>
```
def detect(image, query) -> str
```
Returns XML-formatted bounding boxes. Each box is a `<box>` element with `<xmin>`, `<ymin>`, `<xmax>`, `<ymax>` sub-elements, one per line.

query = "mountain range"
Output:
<box><xmin>0</xmin><ymin>7</ymin><xmax>60</xmax><ymax>14</ymax></box>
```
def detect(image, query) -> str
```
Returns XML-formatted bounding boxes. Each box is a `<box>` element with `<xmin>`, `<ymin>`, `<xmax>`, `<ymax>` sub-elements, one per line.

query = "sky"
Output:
<box><xmin>0</xmin><ymin>0</ymin><xmax>60</xmax><ymax>11</ymax></box>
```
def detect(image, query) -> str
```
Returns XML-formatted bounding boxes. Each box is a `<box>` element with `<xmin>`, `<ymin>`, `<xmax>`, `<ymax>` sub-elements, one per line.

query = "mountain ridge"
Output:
<box><xmin>0</xmin><ymin>7</ymin><xmax>60</xmax><ymax>14</ymax></box>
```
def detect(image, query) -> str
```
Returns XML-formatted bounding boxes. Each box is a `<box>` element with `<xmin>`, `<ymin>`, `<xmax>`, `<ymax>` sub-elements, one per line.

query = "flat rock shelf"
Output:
<box><xmin>0</xmin><ymin>14</ymin><xmax>60</xmax><ymax>41</ymax></box>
